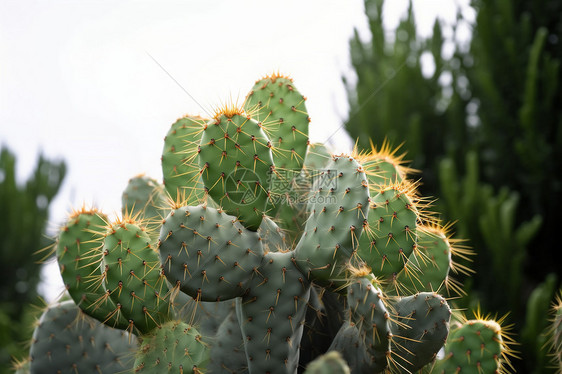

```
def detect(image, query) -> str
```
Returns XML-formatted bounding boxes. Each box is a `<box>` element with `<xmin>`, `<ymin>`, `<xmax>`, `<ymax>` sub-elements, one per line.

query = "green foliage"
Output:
<box><xmin>344</xmin><ymin>0</ymin><xmax>471</xmax><ymax>189</ymax></box>
<box><xmin>522</xmin><ymin>274</ymin><xmax>558</xmax><ymax>373</ymax></box>
<box><xmin>0</xmin><ymin>146</ymin><xmax>66</xmax><ymax>372</ymax></box>
<box><xmin>437</xmin><ymin>151</ymin><xmax>542</xmax><ymax>315</ymax></box>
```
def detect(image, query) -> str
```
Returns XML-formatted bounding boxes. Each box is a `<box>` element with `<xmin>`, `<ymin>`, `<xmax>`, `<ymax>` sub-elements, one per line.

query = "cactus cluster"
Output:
<box><xmin>19</xmin><ymin>73</ymin><xmax>517</xmax><ymax>374</ymax></box>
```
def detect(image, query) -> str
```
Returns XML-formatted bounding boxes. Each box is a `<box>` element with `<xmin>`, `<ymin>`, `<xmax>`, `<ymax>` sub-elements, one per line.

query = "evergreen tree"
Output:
<box><xmin>0</xmin><ymin>146</ymin><xmax>66</xmax><ymax>372</ymax></box>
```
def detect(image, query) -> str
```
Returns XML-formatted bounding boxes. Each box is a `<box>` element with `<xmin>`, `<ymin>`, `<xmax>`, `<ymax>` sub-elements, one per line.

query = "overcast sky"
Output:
<box><xmin>0</xmin><ymin>0</ymin><xmax>472</xmax><ymax>300</ymax></box>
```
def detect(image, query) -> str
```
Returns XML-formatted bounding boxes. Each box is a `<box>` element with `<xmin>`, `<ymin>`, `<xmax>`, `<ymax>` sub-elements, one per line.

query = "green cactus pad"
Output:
<box><xmin>295</xmin><ymin>155</ymin><xmax>370</xmax><ymax>286</ymax></box>
<box><xmin>134</xmin><ymin>320</ymin><xmax>209</xmax><ymax>373</ymax></box>
<box><xmin>103</xmin><ymin>219</ymin><xmax>172</xmax><ymax>334</ymax></box>
<box><xmin>198</xmin><ymin>109</ymin><xmax>274</xmax><ymax>231</ymax></box>
<box><xmin>162</xmin><ymin>115</ymin><xmax>208</xmax><ymax>205</ymax></box>
<box><xmin>329</xmin><ymin>321</ymin><xmax>375</xmax><ymax>374</ymax></box>
<box><xmin>392</xmin><ymin>225</ymin><xmax>452</xmax><ymax>296</ymax></box>
<box><xmin>304</xmin><ymin>351</ymin><xmax>350</xmax><ymax>374</ymax></box>
<box><xmin>56</xmin><ymin>207</ymin><xmax>129</xmax><ymax>330</ymax></box>
<box><xmin>158</xmin><ymin>205</ymin><xmax>265</xmax><ymax>302</ymax></box>
<box><xmin>208</xmin><ymin>308</ymin><xmax>248</xmax><ymax>373</ymax></box>
<box><xmin>122</xmin><ymin>174</ymin><xmax>169</xmax><ymax>242</ymax></box>
<box><xmin>389</xmin><ymin>292</ymin><xmax>451</xmax><ymax>372</ymax></box>
<box><xmin>237</xmin><ymin>251</ymin><xmax>311</xmax><ymax>374</ymax></box>
<box><xmin>244</xmin><ymin>74</ymin><xmax>309</xmax><ymax>171</ymax></box>
<box><xmin>244</xmin><ymin>74</ymin><xmax>310</xmax><ymax>220</ymax></box>
<box><xmin>258</xmin><ymin>215</ymin><xmax>287</xmax><ymax>252</ymax></box>
<box><xmin>29</xmin><ymin>300</ymin><xmax>136</xmax><ymax>374</ymax></box>
<box><xmin>434</xmin><ymin>319</ymin><xmax>507</xmax><ymax>374</ymax></box>
<box><xmin>346</xmin><ymin>275</ymin><xmax>391</xmax><ymax>372</ymax></box>
<box><xmin>304</xmin><ymin>143</ymin><xmax>333</xmax><ymax>172</ymax></box>
<box><xmin>357</xmin><ymin>182</ymin><xmax>419</xmax><ymax>279</ymax></box>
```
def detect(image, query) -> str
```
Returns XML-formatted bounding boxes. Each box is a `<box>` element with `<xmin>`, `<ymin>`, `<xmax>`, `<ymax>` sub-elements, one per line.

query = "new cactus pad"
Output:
<box><xmin>304</xmin><ymin>351</ymin><xmax>350</xmax><ymax>374</ymax></box>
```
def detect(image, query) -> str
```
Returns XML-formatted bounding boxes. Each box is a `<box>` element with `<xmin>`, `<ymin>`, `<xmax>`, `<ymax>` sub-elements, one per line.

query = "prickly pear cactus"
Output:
<box><xmin>29</xmin><ymin>300</ymin><xmax>136</xmax><ymax>374</ymax></box>
<box><xmin>102</xmin><ymin>218</ymin><xmax>173</xmax><ymax>334</ymax></box>
<box><xmin>134</xmin><ymin>320</ymin><xmax>209</xmax><ymax>373</ymax></box>
<box><xmin>432</xmin><ymin>317</ymin><xmax>513</xmax><ymax>374</ymax></box>
<box><xmin>197</xmin><ymin>108</ymin><xmax>274</xmax><ymax>231</ymax></box>
<box><xmin>360</xmin><ymin>181</ymin><xmax>420</xmax><ymax>278</ymax></box>
<box><xmin>161</xmin><ymin>115</ymin><xmax>208</xmax><ymax>206</ymax></box>
<box><xmin>344</xmin><ymin>274</ymin><xmax>391</xmax><ymax>373</ymax></box>
<box><xmin>122</xmin><ymin>174</ymin><xmax>169</xmax><ymax>241</ymax></box>
<box><xmin>55</xmin><ymin>207</ymin><xmax>130</xmax><ymax>330</ymax></box>
<box><xmin>20</xmin><ymin>72</ymin><xmax>499</xmax><ymax>374</ymax></box>
<box><xmin>389</xmin><ymin>292</ymin><xmax>451</xmax><ymax>373</ymax></box>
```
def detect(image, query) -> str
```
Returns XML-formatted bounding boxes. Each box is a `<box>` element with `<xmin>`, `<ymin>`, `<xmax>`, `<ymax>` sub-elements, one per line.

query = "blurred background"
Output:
<box><xmin>1</xmin><ymin>0</ymin><xmax>560</xmax><ymax>372</ymax></box>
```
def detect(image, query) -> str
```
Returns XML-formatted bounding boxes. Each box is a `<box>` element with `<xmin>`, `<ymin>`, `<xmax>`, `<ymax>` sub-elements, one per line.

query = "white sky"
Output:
<box><xmin>0</xmin><ymin>0</ymin><xmax>472</xmax><ymax>301</ymax></box>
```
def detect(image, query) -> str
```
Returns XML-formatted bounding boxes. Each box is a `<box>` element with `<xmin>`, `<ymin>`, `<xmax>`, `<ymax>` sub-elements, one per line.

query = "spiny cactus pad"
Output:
<box><xmin>238</xmin><ymin>251</ymin><xmax>311</xmax><ymax>374</ymax></box>
<box><xmin>102</xmin><ymin>220</ymin><xmax>172</xmax><ymax>334</ymax></box>
<box><xmin>122</xmin><ymin>174</ymin><xmax>169</xmax><ymax>242</ymax></box>
<box><xmin>329</xmin><ymin>321</ymin><xmax>374</xmax><ymax>374</ymax></box>
<box><xmin>29</xmin><ymin>300</ymin><xmax>136</xmax><ymax>374</ymax></box>
<box><xmin>134</xmin><ymin>320</ymin><xmax>209</xmax><ymax>373</ymax></box>
<box><xmin>56</xmin><ymin>208</ymin><xmax>129</xmax><ymax>329</ymax></box>
<box><xmin>389</xmin><ymin>292</ymin><xmax>451</xmax><ymax>373</ymax></box>
<box><xmin>162</xmin><ymin>115</ymin><xmax>208</xmax><ymax>205</ymax></box>
<box><xmin>346</xmin><ymin>275</ymin><xmax>391</xmax><ymax>372</ymax></box>
<box><xmin>434</xmin><ymin>319</ymin><xmax>506</xmax><ymax>374</ymax></box>
<box><xmin>208</xmin><ymin>308</ymin><xmax>247</xmax><ymax>373</ymax></box>
<box><xmin>158</xmin><ymin>205</ymin><xmax>265</xmax><ymax>302</ymax></box>
<box><xmin>198</xmin><ymin>110</ymin><xmax>274</xmax><ymax>231</ymax></box>
<box><xmin>244</xmin><ymin>74</ymin><xmax>309</xmax><ymax>172</ymax></box>
<box><xmin>357</xmin><ymin>183</ymin><xmax>418</xmax><ymax>279</ymax></box>
<box><xmin>295</xmin><ymin>155</ymin><xmax>370</xmax><ymax>285</ymax></box>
